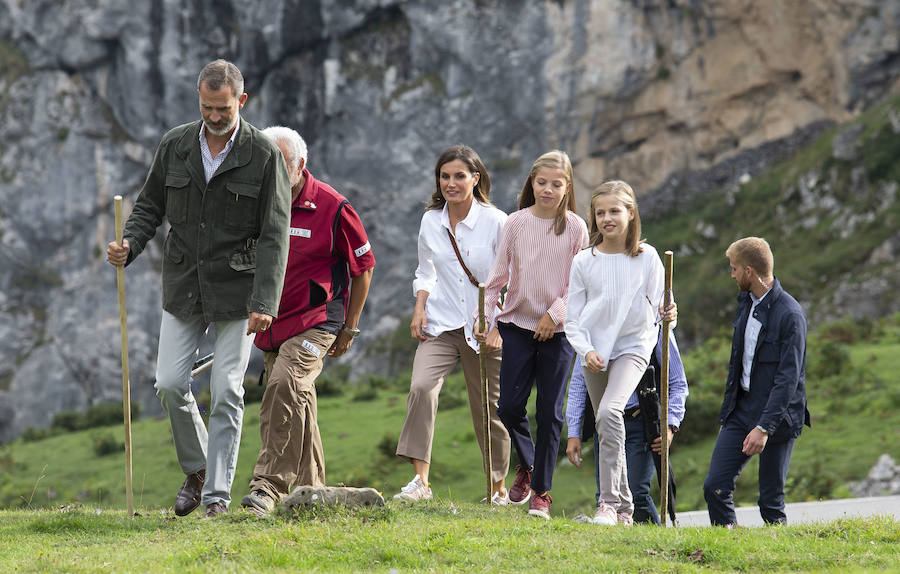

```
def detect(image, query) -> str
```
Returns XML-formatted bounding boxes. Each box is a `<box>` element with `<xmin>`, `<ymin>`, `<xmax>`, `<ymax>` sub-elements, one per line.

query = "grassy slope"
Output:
<box><xmin>0</xmin><ymin>507</ymin><xmax>897</xmax><ymax>573</ymax></box>
<box><xmin>642</xmin><ymin>95</ymin><xmax>900</xmax><ymax>346</ymax></box>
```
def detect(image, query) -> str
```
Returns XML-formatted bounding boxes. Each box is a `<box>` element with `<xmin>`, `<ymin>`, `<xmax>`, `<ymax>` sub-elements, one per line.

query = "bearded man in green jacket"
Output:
<box><xmin>107</xmin><ymin>59</ymin><xmax>291</xmax><ymax>518</ymax></box>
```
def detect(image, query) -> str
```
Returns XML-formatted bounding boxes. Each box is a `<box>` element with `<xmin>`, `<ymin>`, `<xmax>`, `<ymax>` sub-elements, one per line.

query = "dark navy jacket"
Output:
<box><xmin>719</xmin><ymin>278</ymin><xmax>811</xmax><ymax>441</ymax></box>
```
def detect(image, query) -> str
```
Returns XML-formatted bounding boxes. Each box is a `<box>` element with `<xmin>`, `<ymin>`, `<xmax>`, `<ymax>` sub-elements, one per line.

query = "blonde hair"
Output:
<box><xmin>726</xmin><ymin>237</ymin><xmax>774</xmax><ymax>277</ymax></box>
<box><xmin>589</xmin><ymin>180</ymin><xmax>643</xmax><ymax>257</ymax></box>
<box><xmin>517</xmin><ymin>150</ymin><xmax>576</xmax><ymax>235</ymax></box>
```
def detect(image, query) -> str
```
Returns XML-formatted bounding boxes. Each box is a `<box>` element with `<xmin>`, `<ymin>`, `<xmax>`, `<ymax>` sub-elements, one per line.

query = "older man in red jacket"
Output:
<box><xmin>240</xmin><ymin>126</ymin><xmax>375</xmax><ymax>517</ymax></box>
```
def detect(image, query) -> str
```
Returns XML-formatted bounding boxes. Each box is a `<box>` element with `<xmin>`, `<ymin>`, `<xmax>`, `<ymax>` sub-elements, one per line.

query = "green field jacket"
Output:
<box><xmin>123</xmin><ymin>119</ymin><xmax>291</xmax><ymax>322</ymax></box>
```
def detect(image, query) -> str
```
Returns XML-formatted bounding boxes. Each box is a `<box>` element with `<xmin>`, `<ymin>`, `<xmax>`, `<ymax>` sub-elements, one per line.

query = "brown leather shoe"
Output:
<box><xmin>173</xmin><ymin>470</ymin><xmax>205</xmax><ymax>516</ymax></box>
<box><xmin>205</xmin><ymin>501</ymin><xmax>226</xmax><ymax>518</ymax></box>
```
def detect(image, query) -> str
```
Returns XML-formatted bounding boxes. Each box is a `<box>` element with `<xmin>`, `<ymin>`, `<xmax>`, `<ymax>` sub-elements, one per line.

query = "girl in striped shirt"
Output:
<box><xmin>564</xmin><ymin>180</ymin><xmax>676</xmax><ymax>526</ymax></box>
<box><xmin>475</xmin><ymin>150</ymin><xmax>589</xmax><ymax>520</ymax></box>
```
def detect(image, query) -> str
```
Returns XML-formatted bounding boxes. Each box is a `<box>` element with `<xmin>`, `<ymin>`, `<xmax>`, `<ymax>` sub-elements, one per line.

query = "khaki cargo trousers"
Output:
<box><xmin>249</xmin><ymin>328</ymin><xmax>336</xmax><ymax>500</ymax></box>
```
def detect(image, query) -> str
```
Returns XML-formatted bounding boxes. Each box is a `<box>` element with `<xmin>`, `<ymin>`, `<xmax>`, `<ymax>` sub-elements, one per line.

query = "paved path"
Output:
<box><xmin>673</xmin><ymin>495</ymin><xmax>900</xmax><ymax>527</ymax></box>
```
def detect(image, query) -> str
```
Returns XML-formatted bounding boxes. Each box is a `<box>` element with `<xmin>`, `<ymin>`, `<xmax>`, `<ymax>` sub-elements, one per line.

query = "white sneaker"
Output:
<box><xmin>393</xmin><ymin>475</ymin><xmax>432</xmax><ymax>501</ymax></box>
<box><xmin>480</xmin><ymin>491</ymin><xmax>510</xmax><ymax>506</ymax></box>
<box><xmin>592</xmin><ymin>502</ymin><xmax>617</xmax><ymax>525</ymax></box>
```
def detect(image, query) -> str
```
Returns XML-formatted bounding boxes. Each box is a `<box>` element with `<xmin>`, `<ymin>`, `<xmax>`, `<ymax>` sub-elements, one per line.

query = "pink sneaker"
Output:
<box><xmin>508</xmin><ymin>465</ymin><xmax>532</xmax><ymax>505</ymax></box>
<box><xmin>527</xmin><ymin>491</ymin><xmax>552</xmax><ymax>520</ymax></box>
<box><xmin>617</xmin><ymin>511</ymin><xmax>633</xmax><ymax>526</ymax></box>
<box><xmin>592</xmin><ymin>502</ymin><xmax>616</xmax><ymax>525</ymax></box>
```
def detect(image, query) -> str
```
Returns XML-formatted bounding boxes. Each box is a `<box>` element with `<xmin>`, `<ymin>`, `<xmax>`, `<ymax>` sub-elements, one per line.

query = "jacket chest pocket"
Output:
<box><xmin>224</xmin><ymin>181</ymin><xmax>261</xmax><ymax>230</ymax></box>
<box><xmin>755</xmin><ymin>336</ymin><xmax>780</xmax><ymax>364</ymax></box>
<box><xmin>165</xmin><ymin>172</ymin><xmax>191</xmax><ymax>224</ymax></box>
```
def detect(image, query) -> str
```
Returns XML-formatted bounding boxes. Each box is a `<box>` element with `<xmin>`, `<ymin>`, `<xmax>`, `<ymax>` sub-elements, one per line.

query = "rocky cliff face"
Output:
<box><xmin>1</xmin><ymin>0</ymin><xmax>898</xmax><ymax>441</ymax></box>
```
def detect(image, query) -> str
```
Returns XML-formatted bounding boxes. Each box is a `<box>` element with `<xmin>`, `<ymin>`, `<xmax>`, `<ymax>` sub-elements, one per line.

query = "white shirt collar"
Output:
<box><xmin>441</xmin><ymin>199</ymin><xmax>484</xmax><ymax>231</ymax></box>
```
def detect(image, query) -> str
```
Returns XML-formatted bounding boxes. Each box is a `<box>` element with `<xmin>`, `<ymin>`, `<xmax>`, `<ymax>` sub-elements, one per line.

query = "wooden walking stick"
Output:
<box><xmin>659</xmin><ymin>251</ymin><xmax>673</xmax><ymax>526</ymax></box>
<box><xmin>114</xmin><ymin>195</ymin><xmax>134</xmax><ymax>517</ymax></box>
<box><xmin>478</xmin><ymin>284</ymin><xmax>493</xmax><ymax>505</ymax></box>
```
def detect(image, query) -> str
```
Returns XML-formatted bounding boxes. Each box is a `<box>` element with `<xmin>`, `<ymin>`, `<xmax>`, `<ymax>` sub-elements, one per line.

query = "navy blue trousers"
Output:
<box><xmin>703</xmin><ymin>390</ymin><xmax>795</xmax><ymax>526</ymax></box>
<box><xmin>496</xmin><ymin>322</ymin><xmax>574</xmax><ymax>493</ymax></box>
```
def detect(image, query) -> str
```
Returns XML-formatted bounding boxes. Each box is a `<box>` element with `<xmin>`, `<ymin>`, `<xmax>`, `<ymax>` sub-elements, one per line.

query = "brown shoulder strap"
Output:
<box><xmin>446</xmin><ymin>228</ymin><xmax>481</xmax><ymax>288</ymax></box>
<box><xmin>445</xmin><ymin>228</ymin><xmax>503</xmax><ymax>311</ymax></box>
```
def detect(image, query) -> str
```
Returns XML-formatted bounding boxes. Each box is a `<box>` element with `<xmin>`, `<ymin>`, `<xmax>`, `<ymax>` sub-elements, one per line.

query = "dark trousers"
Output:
<box><xmin>703</xmin><ymin>390</ymin><xmax>795</xmax><ymax>526</ymax></box>
<box><xmin>624</xmin><ymin>416</ymin><xmax>661</xmax><ymax>523</ymax></box>
<box><xmin>496</xmin><ymin>322</ymin><xmax>574</xmax><ymax>493</ymax></box>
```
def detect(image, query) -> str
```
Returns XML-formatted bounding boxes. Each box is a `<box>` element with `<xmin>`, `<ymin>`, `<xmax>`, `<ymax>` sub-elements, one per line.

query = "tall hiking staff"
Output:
<box><xmin>659</xmin><ymin>250</ymin><xmax>674</xmax><ymax>525</ymax></box>
<box><xmin>114</xmin><ymin>195</ymin><xmax>134</xmax><ymax>516</ymax></box>
<box><xmin>478</xmin><ymin>283</ymin><xmax>493</xmax><ymax>505</ymax></box>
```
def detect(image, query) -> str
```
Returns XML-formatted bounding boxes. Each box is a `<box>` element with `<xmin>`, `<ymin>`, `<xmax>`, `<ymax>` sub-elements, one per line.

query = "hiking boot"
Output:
<box><xmin>527</xmin><ymin>491</ymin><xmax>552</xmax><ymax>520</ymax></box>
<box><xmin>393</xmin><ymin>475</ymin><xmax>432</xmax><ymax>501</ymax></box>
<box><xmin>204</xmin><ymin>501</ymin><xmax>226</xmax><ymax>518</ymax></box>
<box><xmin>173</xmin><ymin>469</ymin><xmax>205</xmax><ymax>517</ymax></box>
<box><xmin>592</xmin><ymin>502</ymin><xmax>617</xmax><ymax>526</ymax></box>
<box><xmin>617</xmin><ymin>511</ymin><xmax>634</xmax><ymax>526</ymax></box>
<box><xmin>508</xmin><ymin>465</ymin><xmax>532</xmax><ymax>505</ymax></box>
<box><xmin>241</xmin><ymin>489</ymin><xmax>277</xmax><ymax>517</ymax></box>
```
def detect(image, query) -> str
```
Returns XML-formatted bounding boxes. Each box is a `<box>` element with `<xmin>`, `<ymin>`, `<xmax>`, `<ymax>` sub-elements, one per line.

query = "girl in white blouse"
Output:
<box><xmin>565</xmin><ymin>180</ymin><xmax>676</xmax><ymax>526</ymax></box>
<box><xmin>393</xmin><ymin>145</ymin><xmax>511</xmax><ymax>503</ymax></box>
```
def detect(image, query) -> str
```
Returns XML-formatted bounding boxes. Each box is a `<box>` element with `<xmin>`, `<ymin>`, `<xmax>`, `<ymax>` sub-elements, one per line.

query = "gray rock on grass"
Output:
<box><xmin>280</xmin><ymin>485</ymin><xmax>385</xmax><ymax>513</ymax></box>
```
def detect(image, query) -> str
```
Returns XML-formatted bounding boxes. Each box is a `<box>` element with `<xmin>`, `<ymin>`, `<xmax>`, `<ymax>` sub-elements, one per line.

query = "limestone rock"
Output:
<box><xmin>280</xmin><ymin>485</ymin><xmax>385</xmax><ymax>512</ymax></box>
<box><xmin>1</xmin><ymin>0</ymin><xmax>899</xmax><ymax>439</ymax></box>
<box><xmin>849</xmin><ymin>455</ymin><xmax>900</xmax><ymax>497</ymax></box>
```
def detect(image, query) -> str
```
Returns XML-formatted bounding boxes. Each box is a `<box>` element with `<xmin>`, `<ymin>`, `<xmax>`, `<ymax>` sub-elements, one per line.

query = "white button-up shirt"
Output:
<box><xmin>741</xmin><ymin>290</ymin><xmax>769</xmax><ymax>391</ymax></box>
<box><xmin>413</xmin><ymin>200</ymin><xmax>507</xmax><ymax>351</ymax></box>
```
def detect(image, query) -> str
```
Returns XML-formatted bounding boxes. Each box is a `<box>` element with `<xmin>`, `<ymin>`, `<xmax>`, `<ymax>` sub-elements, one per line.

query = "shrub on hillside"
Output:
<box><xmin>317</xmin><ymin>364</ymin><xmax>350</xmax><ymax>397</ymax></box>
<box><xmin>677</xmin><ymin>333</ymin><xmax>732</xmax><ymax>445</ymax></box>
<box><xmin>84</xmin><ymin>401</ymin><xmax>141</xmax><ymax>428</ymax></box>
<box><xmin>818</xmin><ymin>316</ymin><xmax>876</xmax><ymax>344</ymax></box>
<box><xmin>51</xmin><ymin>401</ymin><xmax>141</xmax><ymax>432</ymax></box>
<box><xmin>806</xmin><ymin>340</ymin><xmax>852</xmax><ymax>381</ymax></box>
<box><xmin>21</xmin><ymin>427</ymin><xmax>54</xmax><ymax>442</ymax></box>
<box><xmin>92</xmin><ymin>432</ymin><xmax>123</xmax><ymax>457</ymax></box>
<box><xmin>352</xmin><ymin>388</ymin><xmax>378</xmax><ymax>402</ymax></box>
<box><xmin>243</xmin><ymin>376</ymin><xmax>265</xmax><ymax>404</ymax></box>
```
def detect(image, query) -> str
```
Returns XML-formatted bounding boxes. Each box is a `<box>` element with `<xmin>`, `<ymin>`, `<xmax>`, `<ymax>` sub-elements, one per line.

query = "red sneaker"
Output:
<box><xmin>508</xmin><ymin>465</ymin><xmax>533</xmax><ymax>505</ymax></box>
<box><xmin>528</xmin><ymin>491</ymin><xmax>552</xmax><ymax>520</ymax></box>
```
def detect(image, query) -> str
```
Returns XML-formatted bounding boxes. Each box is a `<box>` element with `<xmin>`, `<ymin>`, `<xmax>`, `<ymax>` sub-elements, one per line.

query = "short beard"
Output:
<box><xmin>205</xmin><ymin>114</ymin><xmax>239</xmax><ymax>136</ymax></box>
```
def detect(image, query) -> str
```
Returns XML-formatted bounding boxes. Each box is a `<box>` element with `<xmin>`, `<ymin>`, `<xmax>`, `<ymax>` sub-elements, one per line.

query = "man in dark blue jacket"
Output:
<box><xmin>704</xmin><ymin>237</ymin><xmax>810</xmax><ymax>526</ymax></box>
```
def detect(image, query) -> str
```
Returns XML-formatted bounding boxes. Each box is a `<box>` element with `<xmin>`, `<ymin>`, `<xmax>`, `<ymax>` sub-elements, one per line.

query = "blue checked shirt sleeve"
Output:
<box><xmin>566</xmin><ymin>355</ymin><xmax>587</xmax><ymax>439</ymax></box>
<box><xmin>662</xmin><ymin>331</ymin><xmax>689</xmax><ymax>428</ymax></box>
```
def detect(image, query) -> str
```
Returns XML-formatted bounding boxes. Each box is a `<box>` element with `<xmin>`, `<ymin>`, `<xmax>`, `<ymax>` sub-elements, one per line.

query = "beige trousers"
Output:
<box><xmin>249</xmin><ymin>328</ymin><xmax>336</xmax><ymax>499</ymax></box>
<box><xmin>583</xmin><ymin>353</ymin><xmax>648</xmax><ymax>514</ymax></box>
<box><xmin>396</xmin><ymin>328</ymin><xmax>510</xmax><ymax>483</ymax></box>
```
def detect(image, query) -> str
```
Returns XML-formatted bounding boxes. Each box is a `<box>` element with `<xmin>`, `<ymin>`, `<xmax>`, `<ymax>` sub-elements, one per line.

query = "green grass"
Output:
<box><xmin>2</xmin><ymin>315</ymin><xmax>899</xmax><ymax>521</ymax></box>
<box><xmin>0</xmin><ymin>506</ymin><xmax>897</xmax><ymax>572</ymax></box>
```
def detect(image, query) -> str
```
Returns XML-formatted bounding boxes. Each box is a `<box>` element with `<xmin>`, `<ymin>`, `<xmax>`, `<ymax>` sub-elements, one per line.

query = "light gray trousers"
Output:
<box><xmin>154</xmin><ymin>310</ymin><xmax>253</xmax><ymax>507</ymax></box>
<box><xmin>583</xmin><ymin>353</ymin><xmax>648</xmax><ymax>515</ymax></box>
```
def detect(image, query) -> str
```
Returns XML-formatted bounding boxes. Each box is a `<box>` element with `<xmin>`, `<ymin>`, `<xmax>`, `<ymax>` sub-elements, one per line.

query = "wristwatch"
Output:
<box><xmin>755</xmin><ymin>425</ymin><xmax>768</xmax><ymax>435</ymax></box>
<box><xmin>342</xmin><ymin>326</ymin><xmax>361</xmax><ymax>338</ymax></box>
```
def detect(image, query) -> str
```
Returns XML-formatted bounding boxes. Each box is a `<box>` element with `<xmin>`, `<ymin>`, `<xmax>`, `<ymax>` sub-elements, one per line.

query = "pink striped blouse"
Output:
<box><xmin>482</xmin><ymin>208</ymin><xmax>589</xmax><ymax>332</ymax></box>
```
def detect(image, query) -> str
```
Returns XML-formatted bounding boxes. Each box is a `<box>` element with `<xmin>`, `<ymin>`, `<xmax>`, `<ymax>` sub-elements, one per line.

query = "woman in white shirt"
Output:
<box><xmin>393</xmin><ymin>145</ymin><xmax>511</xmax><ymax>503</ymax></box>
